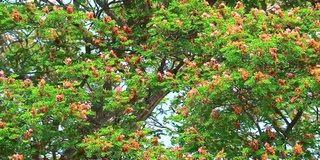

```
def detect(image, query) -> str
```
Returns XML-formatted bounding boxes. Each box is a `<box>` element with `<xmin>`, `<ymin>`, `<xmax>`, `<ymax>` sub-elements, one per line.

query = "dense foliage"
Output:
<box><xmin>0</xmin><ymin>0</ymin><xmax>319</xmax><ymax>159</ymax></box>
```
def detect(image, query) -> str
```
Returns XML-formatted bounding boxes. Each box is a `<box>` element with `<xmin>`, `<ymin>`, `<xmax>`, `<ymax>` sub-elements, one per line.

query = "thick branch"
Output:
<box><xmin>95</xmin><ymin>0</ymin><xmax>126</xmax><ymax>27</ymax></box>
<box><xmin>273</xmin><ymin>107</ymin><xmax>290</xmax><ymax>125</ymax></box>
<box><xmin>136</xmin><ymin>90</ymin><xmax>169</xmax><ymax>121</ymax></box>
<box><xmin>171</xmin><ymin>59</ymin><xmax>184</xmax><ymax>74</ymax></box>
<box><xmin>283</xmin><ymin>109</ymin><xmax>303</xmax><ymax>137</ymax></box>
<box><xmin>158</xmin><ymin>57</ymin><xmax>167</xmax><ymax>74</ymax></box>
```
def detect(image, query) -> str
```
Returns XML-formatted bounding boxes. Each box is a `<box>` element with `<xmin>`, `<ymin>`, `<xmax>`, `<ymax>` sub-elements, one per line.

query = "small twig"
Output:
<box><xmin>245</xmin><ymin>111</ymin><xmax>262</xmax><ymax>136</ymax></box>
<box><xmin>150</xmin><ymin>117</ymin><xmax>175</xmax><ymax>133</ymax></box>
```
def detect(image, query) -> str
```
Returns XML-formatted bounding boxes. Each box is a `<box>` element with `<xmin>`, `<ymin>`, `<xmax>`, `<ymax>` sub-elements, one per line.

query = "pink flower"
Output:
<box><xmin>115</xmin><ymin>86</ymin><xmax>122</xmax><ymax>94</ymax></box>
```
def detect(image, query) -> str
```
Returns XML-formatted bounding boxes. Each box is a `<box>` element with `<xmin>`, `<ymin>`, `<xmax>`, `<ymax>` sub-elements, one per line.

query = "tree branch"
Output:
<box><xmin>158</xmin><ymin>56</ymin><xmax>167</xmax><ymax>74</ymax></box>
<box><xmin>149</xmin><ymin>116</ymin><xmax>175</xmax><ymax>133</ymax></box>
<box><xmin>283</xmin><ymin>109</ymin><xmax>303</xmax><ymax>137</ymax></box>
<box><xmin>273</xmin><ymin>107</ymin><xmax>290</xmax><ymax>126</ymax></box>
<box><xmin>245</xmin><ymin>111</ymin><xmax>262</xmax><ymax>135</ymax></box>
<box><xmin>170</xmin><ymin>59</ymin><xmax>184</xmax><ymax>74</ymax></box>
<box><xmin>136</xmin><ymin>90</ymin><xmax>169</xmax><ymax>121</ymax></box>
<box><xmin>95</xmin><ymin>0</ymin><xmax>126</xmax><ymax>27</ymax></box>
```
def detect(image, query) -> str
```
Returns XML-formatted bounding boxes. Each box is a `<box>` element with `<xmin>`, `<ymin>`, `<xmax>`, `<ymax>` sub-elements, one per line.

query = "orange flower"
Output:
<box><xmin>43</xmin><ymin>6</ymin><xmax>49</xmax><ymax>14</ymax></box>
<box><xmin>235</xmin><ymin>1</ymin><xmax>244</xmax><ymax>9</ymax></box>
<box><xmin>261</xmin><ymin>24</ymin><xmax>268</xmax><ymax>31</ymax></box>
<box><xmin>271</xmin><ymin>23</ymin><xmax>282</xmax><ymax>30</ymax></box>
<box><xmin>26</xmin><ymin>3</ymin><xmax>36</xmax><ymax>13</ymax></box>
<box><xmin>9</xmin><ymin>153</ymin><xmax>23</xmax><ymax>160</ymax></box>
<box><xmin>122</xmin><ymin>144</ymin><xmax>129</xmax><ymax>152</ymax></box>
<box><xmin>294</xmin><ymin>143</ymin><xmax>303</xmax><ymax>157</ymax></box>
<box><xmin>166</xmin><ymin>71</ymin><xmax>174</xmax><ymax>77</ymax></box>
<box><xmin>198</xmin><ymin>147</ymin><xmax>207</xmax><ymax>154</ymax></box>
<box><xmin>56</xmin><ymin>93</ymin><xmax>65</xmax><ymax>102</ymax></box>
<box><xmin>104</xmin><ymin>15</ymin><xmax>112</xmax><ymax>22</ymax></box>
<box><xmin>259</xmin><ymin>34</ymin><xmax>272</xmax><ymax>41</ymax></box>
<box><xmin>269</xmin><ymin>48</ymin><xmax>278</xmax><ymax>60</ymax></box>
<box><xmin>40</xmin><ymin>106</ymin><xmax>48</xmax><ymax>113</ymax></box>
<box><xmin>203</xmin><ymin>97</ymin><xmax>209</xmax><ymax>104</ymax></box>
<box><xmin>234</xmin><ymin>121</ymin><xmax>241</xmax><ymax>130</ymax></box>
<box><xmin>239</xmin><ymin>68</ymin><xmax>249</xmax><ymax>80</ymax></box>
<box><xmin>8</xmin><ymin>78</ymin><xmax>15</xmax><ymax>84</ymax></box>
<box><xmin>265</xmin><ymin>145</ymin><xmax>275</xmax><ymax>155</ymax></box>
<box><xmin>171</xmin><ymin>145</ymin><xmax>182</xmax><ymax>152</ymax></box>
<box><xmin>254</xmin><ymin>71</ymin><xmax>268</xmax><ymax>81</ymax></box>
<box><xmin>218</xmin><ymin>3</ymin><xmax>226</xmax><ymax>9</ymax></box>
<box><xmin>249</xmin><ymin>140</ymin><xmax>259</xmax><ymax>151</ymax></box>
<box><xmin>182</xmin><ymin>106</ymin><xmax>190</xmax><ymax>117</ymax></box>
<box><xmin>278</xmin><ymin>79</ymin><xmax>286</xmax><ymax>86</ymax></box>
<box><xmin>152</xmin><ymin>136</ymin><xmax>159</xmax><ymax>145</ymax></box>
<box><xmin>275</xmin><ymin>97</ymin><xmax>282</xmax><ymax>103</ymax></box>
<box><xmin>66</xmin><ymin>5</ymin><xmax>74</xmax><ymax>14</ymax></box>
<box><xmin>305</xmin><ymin>133</ymin><xmax>313</xmax><ymax>139</ymax></box>
<box><xmin>233</xmin><ymin>106</ymin><xmax>242</xmax><ymax>114</ymax></box>
<box><xmin>186</xmin><ymin>126</ymin><xmax>198</xmax><ymax>134</ymax></box>
<box><xmin>136</xmin><ymin>130</ymin><xmax>145</xmax><ymax>138</ymax></box>
<box><xmin>123</xmin><ymin>25</ymin><xmax>133</xmax><ymax>34</ymax></box>
<box><xmin>311</xmin><ymin>65</ymin><xmax>320</xmax><ymax>82</ymax></box>
<box><xmin>80</xmin><ymin>110</ymin><xmax>87</xmax><ymax>119</ymax></box>
<box><xmin>261</xmin><ymin>153</ymin><xmax>268</xmax><ymax>160</ymax></box>
<box><xmin>24</xmin><ymin>129</ymin><xmax>33</xmax><ymax>140</ymax></box>
<box><xmin>93</xmin><ymin>39</ymin><xmax>103</xmax><ymax>45</ymax></box>
<box><xmin>63</xmin><ymin>81</ymin><xmax>73</xmax><ymax>89</ymax></box>
<box><xmin>112</xmin><ymin>27</ymin><xmax>119</xmax><ymax>34</ymax></box>
<box><xmin>64</xmin><ymin>58</ymin><xmax>72</xmax><ymax>66</ymax></box>
<box><xmin>120</xmin><ymin>36</ymin><xmax>128</xmax><ymax>42</ymax></box>
<box><xmin>210</xmin><ymin>109</ymin><xmax>220</xmax><ymax>119</ymax></box>
<box><xmin>280</xmin><ymin>151</ymin><xmax>287</xmax><ymax>158</ymax></box>
<box><xmin>32</xmin><ymin>107</ymin><xmax>37</xmax><ymax>118</ymax></box>
<box><xmin>91</xmin><ymin>68</ymin><xmax>99</xmax><ymax>77</ymax></box>
<box><xmin>130</xmin><ymin>138</ymin><xmax>140</xmax><ymax>149</ymax></box>
<box><xmin>86</xmin><ymin>11</ymin><xmax>95</xmax><ymax>20</ymax></box>
<box><xmin>38</xmin><ymin>78</ymin><xmax>46</xmax><ymax>87</ymax></box>
<box><xmin>125</xmin><ymin>107</ymin><xmax>134</xmax><ymax>114</ymax></box>
<box><xmin>143</xmin><ymin>150</ymin><xmax>150</xmax><ymax>159</ymax></box>
<box><xmin>0</xmin><ymin>121</ymin><xmax>6</xmax><ymax>129</ymax></box>
<box><xmin>12</xmin><ymin>9</ymin><xmax>23</xmax><ymax>22</ymax></box>
<box><xmin>187</xmin><ymin>87</ymin><xmax>199</xmax><ymax>98</ymax></box>
<box><xmin>266</xmin><ymin>127</ymin><xmax>276</xmax><ymax>139</ymax></box>
<box><xmin>216</xmin><ymin>149</ymin><xmax>225</xmax><ymax>159</ymax></box>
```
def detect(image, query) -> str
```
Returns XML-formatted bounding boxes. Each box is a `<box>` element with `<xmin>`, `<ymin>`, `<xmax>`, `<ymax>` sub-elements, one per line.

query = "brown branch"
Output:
<box><xmin>171</xmin><ymin>59</ymin><xmax>184</xmax><ymax>74</ymax></box>
<box><xmin>95</xmin><ymin>0</ymin><xmax>126</xmax><ymax>27</ymax></box>
<box><xmin>314</xmin><ymin>106</ymin><xmax>319</xmax><ymax>121</ymax></box>
<box><xmin>272</xmin><ymin>107</ymin><xmax>290</xmax><ymax>125</ymax></box>
<box><xmin>55</xmin><ymin>0</ymin><xmax>64</xmax><ymax>6</ymax></box>
<box><xmin>245</xmin><ymin>111</ymin><xmax>262</xmax><ymax>135</ymax></box>
<box><xmin>136</xmin><ymin>91</ymin><xmax>169</xmax><ymax>121</ymax></box>
<box><xmin>158</xmin><ymin>56</ymin><xmax>167</xmax><ymax>74</ymax></box>
<box><xmin>206</xmin><ymin>0</ymin><xmax>218</xmax><ymax>5</ymax></box>
<box><xmin>283</xmin><ymin>109</ymin><xmax>303</xmax><ymax>137</ymax></box>
<box><xmin>149</xmin><ymin>117</ymin><xmax>175</xmax><ymax>133</ymax></box>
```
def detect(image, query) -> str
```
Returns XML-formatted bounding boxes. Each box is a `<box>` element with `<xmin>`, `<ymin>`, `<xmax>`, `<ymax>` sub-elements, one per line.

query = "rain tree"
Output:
<box><xmin>0</xmin><ymin>0</ymin><xmax>319</xmax><ymax>159</ymax></box>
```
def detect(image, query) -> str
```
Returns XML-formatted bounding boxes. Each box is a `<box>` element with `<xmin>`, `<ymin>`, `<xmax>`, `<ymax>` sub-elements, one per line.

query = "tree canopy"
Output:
<box><xmin>0</xmin><ymin>0</ymin><xmax>319</xmax><ymax>159</ymax></box>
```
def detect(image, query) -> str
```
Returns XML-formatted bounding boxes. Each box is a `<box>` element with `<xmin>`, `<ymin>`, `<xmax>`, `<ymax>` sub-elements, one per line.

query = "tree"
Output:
<box><xmin>0</xmin><ymin>0</ymin><xmax>319</xmax><ymax>159</ymax></box>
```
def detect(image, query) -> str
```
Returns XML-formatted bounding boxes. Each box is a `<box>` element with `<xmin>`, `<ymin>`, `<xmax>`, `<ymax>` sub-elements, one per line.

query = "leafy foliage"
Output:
<box><xmin>0</xmin><ymin>0</ymin><xmax>319</xmax><ymax>159</ymax></box>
